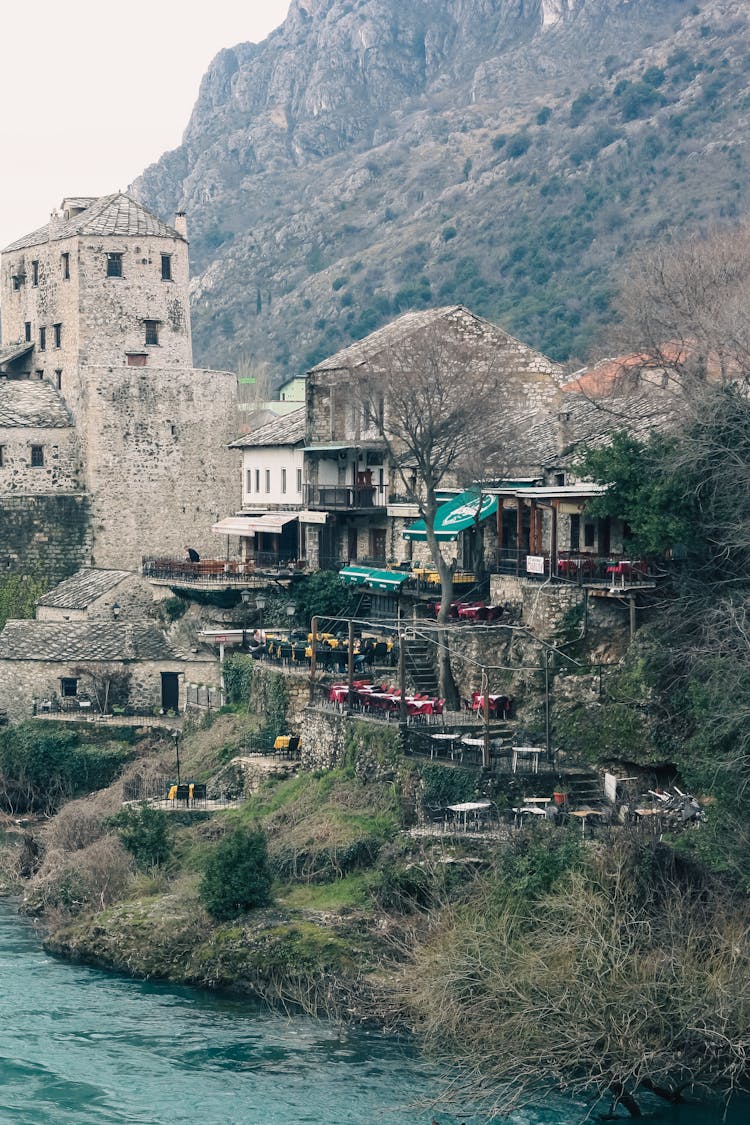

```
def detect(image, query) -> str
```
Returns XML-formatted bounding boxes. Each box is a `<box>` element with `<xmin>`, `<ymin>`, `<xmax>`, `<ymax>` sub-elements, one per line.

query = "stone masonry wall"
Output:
<box><xmin>0</xmin><ymin>655</ymin><xmax>219</xmax><ymax>724</ymax></box>
<box><xmin>0</xmin><ymin>494</ymin><xmax>91</xmax><ymax>581</ymax></box>
<box><xmin>81</xmin><ymin>365</ymin><xmax>240</xmax><ymax>568</ymax></box>
<box><xmin>0</xmin><ymin>423</ymin><xmax>82</xmax><ymax>494</ymax></box>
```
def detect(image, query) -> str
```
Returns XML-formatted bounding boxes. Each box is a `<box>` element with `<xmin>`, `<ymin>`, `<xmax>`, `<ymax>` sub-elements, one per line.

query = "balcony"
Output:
<box><xmin>304</xmin><ymin>484</ymin><xmax>387</xmax><ymax>510</ymax></box>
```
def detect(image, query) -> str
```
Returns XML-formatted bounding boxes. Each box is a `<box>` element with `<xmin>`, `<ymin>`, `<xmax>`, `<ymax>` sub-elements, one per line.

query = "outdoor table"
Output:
<box><xmin>457</xmin><ymin>604</ymin><xmax>487</xmax><ymax>621</ymax></box>
<box><xmin>512</xmin><ymin>804</ymin><xmax>548</xmax><ymax>826</ymax></box>
<box><xmin>430</xmin><ymin>733</ymin><xmax>457</xmax><ymax>759</ymax></box>
<box><xmin>606</xmin><ymin>559</ymin><xmax>633</xmax><ymax>585</ymax></box>
<box><xmin>447</xmin><ymin>800</ymin><xmax>491</xmax><ymax>831</ymax></box>
<box><xmin>472</xmin><ymin>693</ymin><xmax>508</xmax><ymax>715</ymax></box>
<box><xmin>511</xmin><ymin>746</ymin><xmax>544</xmax><ymax>774</ymax></box>
<box><xmin>569</xmin><ymin>808</ymin><xmax>598</xmax><ymax>837</ymax></box>
<box><xmin>328</xmin><ymin>685</ymin><xmax>350</xmax><ymax>706</ymax></box>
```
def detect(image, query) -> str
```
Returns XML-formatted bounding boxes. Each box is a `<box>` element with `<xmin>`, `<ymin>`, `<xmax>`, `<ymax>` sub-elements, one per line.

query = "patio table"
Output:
<box><xmin>511</xmin><ymin>746</ymin><xmax>544</xmax><ymax>774</ymax></box>
<box><xmin>447</xmin><ymin>800</ymin><xmax>492</xmax><ymax>831</ymax></box>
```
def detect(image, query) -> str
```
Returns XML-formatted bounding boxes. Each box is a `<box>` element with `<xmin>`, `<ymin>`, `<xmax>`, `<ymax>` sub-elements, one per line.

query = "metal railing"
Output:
<box><xmin>303</xmin><ymin>484</ymin><xmax>387</xmax><ymax>509</ymax></box>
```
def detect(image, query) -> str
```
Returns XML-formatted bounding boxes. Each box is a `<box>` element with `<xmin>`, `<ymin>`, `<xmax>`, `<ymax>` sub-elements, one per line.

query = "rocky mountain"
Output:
<box><xmin>133</xmin><ymin>0</ymin><xmax>750</xmax><ymax>378</ymax></box>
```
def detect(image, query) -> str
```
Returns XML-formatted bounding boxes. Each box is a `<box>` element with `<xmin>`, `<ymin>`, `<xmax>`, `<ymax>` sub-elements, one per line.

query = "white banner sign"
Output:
<box><xmin>526</xmin><ymin>555</ymin><xmax>545</xmax><ymax>574</ymax></box>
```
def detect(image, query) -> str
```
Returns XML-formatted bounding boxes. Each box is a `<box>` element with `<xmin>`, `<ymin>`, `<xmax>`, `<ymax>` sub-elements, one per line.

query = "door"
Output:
<box><xmin>348</xmin><ymin>527</ymin><xmax>358</xmax><ymax>561</ymax></box>
<box><xmin>161</xmin><ymin>672</ymin><xmax>179</xmax><ymax>712</ymax></box>
<box><xmin>370</xmin><ymin>528</ymin><xmax>386</xmax><ymax>562</ymax></box>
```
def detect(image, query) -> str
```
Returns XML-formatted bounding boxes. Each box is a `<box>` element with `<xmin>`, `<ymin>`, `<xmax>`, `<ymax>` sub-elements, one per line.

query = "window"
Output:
<box><xmin>12</xmin><ymin>273</ymin><xmax>23</xmax><ymax>290</ymax></box>
<box><xmin>24</xmin><ymin>322</ymin><xmax>31</xmax><ymax>342</ymax></box>
<box><xmin>30</xmin><ymin>445</ymin><xmax>44</xmax><ymax>467</ymax></box>
<box><xmin>255</xmin><ymin>469</ymin><xmax>260</xmax><ymax>493</ymax></box>
<box><xmin>35</xmin><ymin>369</ymin><xmax>44</xmax><ymax>380</ymax></box>
<box><xmin>54</xmin><ymin>369</ymin><xmax>62</xmax><ymax>390</ymax></box>
<box><xmin>126</xmin><ymin>353</ymin><xmax>148</xmax><ymax>367</ymax></box>
<box><xmin>144</xmin><ymin>320</ymin><xmax>159</xmax><ymax>346</ymax></box>
<box><xmin>246</xmin><ymin>469</ymin><xmax>252</xmax><ymax>494</ymax></box>
<box><xmin>61</xmin><ymin>252</ymin><xmax>70</xmax><ymax>280</ymax></box>
<box><xmin>60</xmin><ymin>677</ymin><xmax>78</xmax><ymax>698</ymax></box>
<box><xmin>53</xmin><ymin>323</ymin><xmax>62</xmax><ymax>348</ymax></box>
<box><xmin>584</xmin><ymin>521</ymin><xmax>595</xmax><ymax>548</ymax></box>
<box><xmin>281</xmin><ymin>468</ymin><xmax>287</xmax><ymax>494</ymax></box>
<box><xmin>106</xmin><ymin>252</ymin><xmax>123</xmax><ymax>278</ymax></box>
<box><xmin>161</xmin><ymin>254</ymin><xmax>172</xmax><ymax>281</ymax></box>
<box><xmin>31</xmin><ymin>260</ymin><xmax>39</xmax><ymax>286</ymax></box>
<box><xmin>265</xmin><ymin>469</ymin><xmax>271</xmax><ymax>493</ymax></box>
<box><xmin>297</xmin><ymin>467</ymin><xmax>302</xmax><ymax>493</ymax></box>
<box><xmin>0</xmin><ymin>447</ymin><xmax>4</xmax><ymax>467</ymax></box>
<box><xmin>39</xmin><ymin>327</ymin><xmax>46</xmax><ymax>351</ymax></box>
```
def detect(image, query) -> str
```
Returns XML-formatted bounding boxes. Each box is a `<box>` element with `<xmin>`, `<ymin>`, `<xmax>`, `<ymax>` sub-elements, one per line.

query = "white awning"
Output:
<box><xmin>211</xmin><ymin>517</ymin><xmax>257</xmax><ymax>537</ymax></box>
<box><xmin>240</xmin><ymin>512</ymin><xmax>299</xmax><ymax>534</ymax></box>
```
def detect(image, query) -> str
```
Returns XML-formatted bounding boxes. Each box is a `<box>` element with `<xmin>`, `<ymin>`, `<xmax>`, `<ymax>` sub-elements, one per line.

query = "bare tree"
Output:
<box><xmin>618</xmin><ymin>223</ymin><xmax>750</xmax><ymax>387</ymax></box>
<box><xmin>71</xmin><ymin>665</ymin><xmax>132</xmax><ymax>714</ymax></box>
<box><xmin>358</xmin><ymin>322</ymin><xmax>508</xmax><ymax>705</ymax></box>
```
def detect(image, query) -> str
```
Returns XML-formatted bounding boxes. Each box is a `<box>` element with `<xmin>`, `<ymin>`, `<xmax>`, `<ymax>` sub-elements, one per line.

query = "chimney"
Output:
<box><xmin>174</xmin><ymin>211</ymin><xmax>188</xmax><ymax>240</ymax></box>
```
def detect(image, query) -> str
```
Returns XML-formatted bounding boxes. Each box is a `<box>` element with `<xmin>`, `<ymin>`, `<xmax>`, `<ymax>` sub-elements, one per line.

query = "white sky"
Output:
<box><xmin>0</xmin><ymin>1</ymin><xmax>291</xmax><ymax>251</ymax></box>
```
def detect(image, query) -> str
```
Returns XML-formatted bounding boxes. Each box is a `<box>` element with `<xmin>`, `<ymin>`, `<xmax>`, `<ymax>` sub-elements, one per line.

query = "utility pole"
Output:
<box><xmin>347</xmin><ymin>617</ymin><xmax>355</xmax><ymax>711</ymax></box>
<box><xmin>482</xmin><ymin>666</ymin><xmax>490</xmax><ymax>769</ymax></box>
<box><xmin>309</xmin><ymin>615</ymin><xmax>318</xmax><ymax>703</ymax></box>
<box><xmin>545</xmin><ymin>648</ymin><xmax>552</xmax><ymax>762</ymax></box>
<box><xmin>398</xmin><ymin>603</ymin><xmax>407</xmax><ymax>745</ymax></box>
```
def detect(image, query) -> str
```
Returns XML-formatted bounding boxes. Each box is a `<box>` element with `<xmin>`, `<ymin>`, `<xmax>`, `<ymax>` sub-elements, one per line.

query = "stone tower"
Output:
<box><xmin>0</xmin><ymin>194</ymin><xmax>239</xmax><ymax>574</ymax></box>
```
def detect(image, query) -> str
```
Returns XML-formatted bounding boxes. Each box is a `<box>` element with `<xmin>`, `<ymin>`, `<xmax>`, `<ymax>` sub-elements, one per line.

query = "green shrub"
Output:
<box><xmin>506</xmin><ymin>132</ymin><xmax>531</xmax><ymax>159</ymax></box>
<box><xmin>109</xmin><ymin>803</ymin><xmax>172</xmax><ymax>868</ymax></box>
<box><xmin>421</xmin><ymin>764</ymin><xmax>477</xmax><ymax>808</ymax></box>
<box><xmin>199</xmin><ymin>826</ymin><xmax>273</xmax><ymax>920</ymax></box>
<box><xmin>223</xmin><ymin>654</ymin><xmax>254</xmax><ymax>706</ymax></box>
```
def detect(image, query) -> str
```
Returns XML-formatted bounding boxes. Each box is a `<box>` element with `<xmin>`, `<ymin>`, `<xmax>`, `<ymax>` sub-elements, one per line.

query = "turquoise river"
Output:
<box><xmin>0</xmin><ymin>901</ymin><xmax>746</xmax><ymax>1125</ymax></box>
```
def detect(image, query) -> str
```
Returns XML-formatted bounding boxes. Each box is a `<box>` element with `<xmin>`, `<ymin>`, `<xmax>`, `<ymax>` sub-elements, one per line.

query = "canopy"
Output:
<box><xmin>403</xmin><ymin>491</ymin><xmax>499</xmax><ymax>542</ymax></box>
<box><xmin>236</xmin><ymin>513</ymin><xmax>299</xmax><ymax>534</ymax></box>
<box><xmin>211</xmin><ymin>517</ymin><xmax>257</xmax><ymax>537</ymax></box>
<box><xmin>339</xmin><ymin>565</ymin><xmax>410</xmax><ymax>592</ymax></box>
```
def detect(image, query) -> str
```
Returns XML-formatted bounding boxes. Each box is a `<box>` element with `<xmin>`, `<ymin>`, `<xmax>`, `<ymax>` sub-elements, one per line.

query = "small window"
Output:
<box><xmin>246</xmin><ymin>469</ymin><xmax>252</xmax><ymax>494</ymax></box>
<box><xmin>53</xmin><ymin>323</ymin><xmax>62</xmax><ymax>348</ymax></box>
<box><xmin>297</xmin><ymin>467</ymin><xmax>302</xmax><ymax>493</ymax></box>
<box><xmin>126</xmin><ymin>353</ymin><xmax>148</xmax><ymax>367</ymax></box>
<box><xmin>106</xmin><ymin>252</ymin><xmax>123</xmax><ymax>278</ymax></box>
<box><xmin>24</xmin><ymin>322</ymin><xmax>31</xmax><ymax>342</ymax></box>
<box><xmin>54</xmin><ymin>369</ymin><xmax>62</xmax><ymax>390</ymax></box>
<box><xmin>281</xmin><ymin>468</ymin><xmax>287</xmax><ymax>494</ymax></box>
<box><xmin>161</xmin><ymin>254</ymin><xmax>172</xmax><ymax>281</ymax></box>
<box><xmin>35</xmin><ymin>369</ymin><xmax>44</xmax><ymax>380</ymax></box>
<box><xmin>30</xmin><ymin>445</ymin><xmax>44</xmax><ymax>467</ymax></box>
<box><xmin>39</xmin><ymin>327</ymin><xmax>46</xmax><ymax>351</ymax></box>
<box><xmin>144</xmin><ymin>320</ymin><xmax>159</xmax><ymax>346</ymax></box>
<box><xmin>61</xmin><ymin>252</ymin><xmax>70</xmax><ymax>280</ymax></box>
<box><xmin>255</xmin><ymin>469</ymin><xmax>260</xmax><ymax>492</ymax></box>
<box><xmin>584</xmin><ymin>522</ymin><xmax>595</xmax><ymax>548</ymax></box>
<box><xmin>60</xmin><ymin>677</ymin><xmax>78</xmax><ymax>698</ymax></box>
<box><xmin>265</xmin><ymin>469</ymin><xmax>271</xmax><ymax>493</ymax></box>
<box><xmin>555</xmin><ymin>472</ymin><xmax>565</xmax><ymax>487</ymax></box>
<box><xmin>31</xmin><ymin>260</ymin><xmax>39</xmax><ymax>286</ymax></box>
<box><xmin>12</xmin><ymin>274</ymin><xmax>22</xmax><ymax>290</ymax></box>
<box><xmin>0</xmin><ymin>446</ymin><xmax>4</xmax><ymax>467</ymax></box>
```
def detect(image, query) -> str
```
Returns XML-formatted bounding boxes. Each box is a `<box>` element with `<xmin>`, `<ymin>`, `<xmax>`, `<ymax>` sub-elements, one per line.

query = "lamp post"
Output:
<box><xmin>240</xmin><ymin>588</ymin><xmax>251</xmax><ymax>646</ymax></box>
<box><xmin>255</xmin><ymin>594</ymin><xmax>267</xmax><ymax>639</ymax></box>
<box><xmin>286</xmin><ymin>603</ymin><xmax>296</xmax><ymax>643</ymax></box>
<box><xmin>170</xmin><ymin>727</ymin><xmax>181</xmax><ymax>786</ymax></box>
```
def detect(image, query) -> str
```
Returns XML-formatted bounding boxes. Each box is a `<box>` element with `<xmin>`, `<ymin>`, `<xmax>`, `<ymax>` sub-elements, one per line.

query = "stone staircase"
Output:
<box><xmin>403</xmin><ymin>636</ymin><xmax>439</xmax><ymax>697</ymax></box>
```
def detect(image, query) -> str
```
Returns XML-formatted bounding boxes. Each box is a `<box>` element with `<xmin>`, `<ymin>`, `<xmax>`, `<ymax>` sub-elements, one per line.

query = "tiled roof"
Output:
<box><xmin>0</xmin><ymin>620</ymin><xmax>175</xmax><ymax>662</ymax></box>
<box><xmin>230</xmin><ymin>407</ymin><xmax>306</xmax><ymax>448</ymax></box>
<box><xmin>37</xmin><ymin>568</ymin><xmax>132</xmax><ymax>610</ymax></box>
<box><xmin>0</xmin><ymin>342</ymin><xmax>34</xmax><ymax>368</ymax></box>
<box><xmin>0</xmin><ymin>379</ymin><xmax>73</xmax><ymax>428</ymax></box>
<box><xmin>2</xmin><ymin>193</ymin><xmax>184</xmax><ymax>253</ymax></box>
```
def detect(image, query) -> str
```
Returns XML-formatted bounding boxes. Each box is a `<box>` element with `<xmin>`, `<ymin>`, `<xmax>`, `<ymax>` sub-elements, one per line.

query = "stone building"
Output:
<box><xmin>0</xmin><ymin>193</ymin><xmax>239</xmax><ymax>577</ymax></box>
<box><xmin>0</xmin><ymin>567</ymin><xmax>219</xmax><ymax>722</ymax></box>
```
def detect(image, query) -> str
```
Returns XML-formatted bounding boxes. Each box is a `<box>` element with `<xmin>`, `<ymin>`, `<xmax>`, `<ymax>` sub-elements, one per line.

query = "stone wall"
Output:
<box><xmin>247</xmin><ymin>662</ymin><xmax>310</xmax><ymax>726</ymax></box>
<box><xmin>0</xmin><ymin>422</ymin><xmax>82</xmax><ymax>494</ymax></box>
<box><xmin>80</xmin><ymin>365</ymin><xmax>240</xmax><ymax>568</ymax></box>
<box><xmin>300</xmin><ymin>707</ymin><xmax>401</xmax><ymax>776</ymax></box>
<box><xmin>0</xmin><ymin>494</ymin><xmax>91</xmax><ymax>581</ymax></box>
<box><xmin>0</xmin><ymin>655</ymin><xmax>220</xmax><ymax>724</ymax></box>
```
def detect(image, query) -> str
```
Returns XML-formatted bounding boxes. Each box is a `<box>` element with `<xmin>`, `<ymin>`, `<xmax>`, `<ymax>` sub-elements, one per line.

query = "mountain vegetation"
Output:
<box><xmin>134</xmin><ymin>0</ymin><xmax>750</xmax><ymax>378</ymax></box>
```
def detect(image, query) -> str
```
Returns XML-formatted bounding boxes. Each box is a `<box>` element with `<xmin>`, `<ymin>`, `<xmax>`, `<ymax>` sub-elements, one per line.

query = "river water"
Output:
<box><xmin>0</xmin><ymin>901</ymin><xmax>746</xmax><ymax>1125</ymax></box>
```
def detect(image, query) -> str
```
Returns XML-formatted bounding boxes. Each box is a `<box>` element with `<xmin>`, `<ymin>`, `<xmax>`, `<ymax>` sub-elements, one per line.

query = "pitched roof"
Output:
<box><xmin>0</xmin><ymin>379</ymin><xmax>73</xmax><ymax>428</ymax></box>
<box><xmin>37</xmin><ymin>568</ymin><xmax>132</xmax><ymax>611</ymax></box>
<box><xmin>2</xmin><ymin>193</ymin><xmax>185</xmax><ymax>254</ymax></box>
<box><xmin>230</xmin><ymin>407</ymin><xmax>306</xmax><ymax>448</ymax></box>
<box><xmin>0</xmin><ymin>620</ymin><xmax>175</xmax><ymax>662</ymax></box>
<box><xmin>309</xmin><ymin>307</ymin><xmax>487</xmax><ymax>372</ymax></box>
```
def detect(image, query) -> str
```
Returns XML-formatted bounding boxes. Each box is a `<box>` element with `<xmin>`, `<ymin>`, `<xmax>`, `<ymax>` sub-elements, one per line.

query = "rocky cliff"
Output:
<box><xmin>133</xmin><ymin>0</ymin><xmax>750</xmax><ymax>375</ymax></box>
